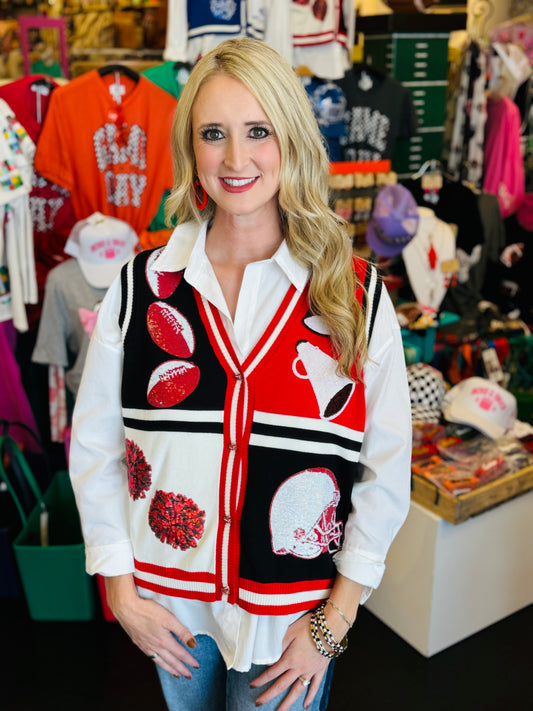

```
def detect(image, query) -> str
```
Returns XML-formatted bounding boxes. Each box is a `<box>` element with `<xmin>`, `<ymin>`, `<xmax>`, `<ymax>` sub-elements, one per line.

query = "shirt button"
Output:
<box><xmin>234</xmin><ymin>373</ymin><xmax>243</xmax><ymax>381</ymax></box>
<box><xmin>228</xmin><ymin>443</ymin><xmax>237</xmax><ymax>451</ymax></box>
<box><xmin>223</xmin><ymin>515</ymin><xmax>232</xmax><ymax>524</ymax></box>
<box><xmin>221</xmin><ymin>586</ymin><xmax>230</xmax><ymax>595</ymax></box>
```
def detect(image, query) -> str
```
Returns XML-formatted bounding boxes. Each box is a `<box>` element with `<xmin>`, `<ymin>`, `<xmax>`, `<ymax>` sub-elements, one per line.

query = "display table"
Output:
<box><xmin>365</xmin><ymin>489</ymin><xmax>533</xmax><ymax>657</ymax></box>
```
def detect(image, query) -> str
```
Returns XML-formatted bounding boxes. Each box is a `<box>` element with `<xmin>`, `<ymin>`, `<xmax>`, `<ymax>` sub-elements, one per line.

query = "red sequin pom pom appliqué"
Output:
<box><xmin>126</xmin><ymin>439</ymin><xmax>152</xmax><ymax>501</ymax></box>
<box><xmin>149</xmin><ymin>490</ymin><xmax>206</xmax><ymax>550</ymax></box>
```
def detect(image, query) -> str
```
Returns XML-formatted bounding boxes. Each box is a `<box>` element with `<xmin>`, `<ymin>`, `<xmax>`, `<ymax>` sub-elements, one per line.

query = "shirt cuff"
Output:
<box><xmin>333</xmin><ymin>546</ymin><xmax>386</xmax><ymax>603</ymax></box>
<box><xmin>85</xmin><ymin>542</ymin><xmax>135</xmax><ymax>577</ymax></box>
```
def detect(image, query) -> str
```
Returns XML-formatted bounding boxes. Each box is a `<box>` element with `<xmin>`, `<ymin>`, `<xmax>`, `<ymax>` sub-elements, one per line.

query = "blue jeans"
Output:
<box><xmin>156</xmin><ymin>634</ymin><xmax>334</xmax><ymax>711</ymax></box>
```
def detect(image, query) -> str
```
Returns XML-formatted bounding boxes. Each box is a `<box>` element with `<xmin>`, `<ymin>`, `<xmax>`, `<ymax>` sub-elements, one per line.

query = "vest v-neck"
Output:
<box><xmin>195</xmin><ymin>282</ymin><xmax>304</xmax><ymax>376</ymax></box>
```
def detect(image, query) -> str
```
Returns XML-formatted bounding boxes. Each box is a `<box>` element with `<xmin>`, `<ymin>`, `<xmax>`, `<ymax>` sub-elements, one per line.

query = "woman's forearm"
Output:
<box><xmin>324</xmin><ymin>573</ymin><xmax>365</xmax><ymax>641</ymax></box>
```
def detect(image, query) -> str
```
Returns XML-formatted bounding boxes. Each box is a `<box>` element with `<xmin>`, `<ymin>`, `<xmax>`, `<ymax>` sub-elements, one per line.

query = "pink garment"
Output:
<box><xmin>0</xmin><ymin>319</ymin><xmax>41</xmax><ymax>451</ymax></box>
<box><xmin>483</xmin><ymin>96</ymin><xmax>525</xmax><ymax>218</ymax></box>
<box><xmin>78</xmin><ymin>306</ymin><xmax>98</xmax><ymax>337</ymax></box>
<box><xmin>48</xmin><ymin>364</ymin><xmax>67</xmax><ymax>443</ymax></box>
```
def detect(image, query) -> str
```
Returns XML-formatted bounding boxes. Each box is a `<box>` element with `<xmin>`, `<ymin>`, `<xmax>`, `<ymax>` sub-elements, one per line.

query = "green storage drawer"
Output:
<box><xmin>408</xmin><ymin>82</ymin><xmax>448</xmax><ymax>128</ymax></box>
<box><xmin>364</xmin><ymin>33</ymin><xmax>449</xmax><ymax>82</ymax></box>
<box><xmin>392</xmin><ymin>129</ymin><xmax>444</xmax><ymax>175</ymax></box>
<box><xmin>392</xmin><ymin>34</ymin><xmax>449</xmax><ymax>82</ymax></box>
<box><xmin>363</xmin><ymin>30</ymin><xmax>450</xmax><ymax>176</ymax></box>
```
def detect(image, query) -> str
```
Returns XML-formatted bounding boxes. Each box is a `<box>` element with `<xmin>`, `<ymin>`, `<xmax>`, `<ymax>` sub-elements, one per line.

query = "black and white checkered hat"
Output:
<box><xmin>406</xmin><ymin>362</ymin><xmax>446</xmax><ymax>423</ymax></box>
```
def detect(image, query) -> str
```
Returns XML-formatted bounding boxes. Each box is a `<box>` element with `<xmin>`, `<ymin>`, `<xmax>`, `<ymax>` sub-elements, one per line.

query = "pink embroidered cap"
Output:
<box><xmin>366</xmin><ymin>184</ymin><xmax>420</xmax><ymax>257</ymax></box>
<box><xmin>442</xmin><ymin>377</ymin><xmax>517</xmax><ymax>439</ymax></box>
<box><xmin>65</xmin><ymin>212</ymin><xmax>138</xmax><ymax>288</ymax></box>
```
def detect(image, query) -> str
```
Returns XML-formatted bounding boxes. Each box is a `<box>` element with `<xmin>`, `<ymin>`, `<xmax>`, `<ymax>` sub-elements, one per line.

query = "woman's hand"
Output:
<box><xmin>250</xmin><ymin>612</ymin><xmax>331</xmax><ymax>710</ymax></box>
<box><xmin>251</xmin><ymin>575</ymin><xmax>364</xmax><ymax>710</ymax></box>
<box><xmin>105</xmin><ymin>574</ymin><xmax>199</xmax><ymax>678</ymax></box>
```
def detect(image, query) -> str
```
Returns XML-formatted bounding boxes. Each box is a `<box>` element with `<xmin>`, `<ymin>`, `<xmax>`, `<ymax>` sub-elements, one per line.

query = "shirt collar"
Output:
<box><xmin>150</xmin><ymin>220</ymin><xmax>206</xmax><ymax>273</ymax></box>
<box><xmin>272</xmin><ymin>239</ymin><xmax>309</xmax><ymax>293</ymax></box>
<box><xmin>150</xmin><ymin>220</ymin><xmax>310</xmax><ymax>293</ymax></box>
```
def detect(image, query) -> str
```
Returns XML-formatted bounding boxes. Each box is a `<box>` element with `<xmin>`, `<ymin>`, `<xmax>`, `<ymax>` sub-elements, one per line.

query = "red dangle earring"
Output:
<box><xmin>193</xmin><ymin>179</ymin><xmax>208</xmax><ymax>209</ymax></box>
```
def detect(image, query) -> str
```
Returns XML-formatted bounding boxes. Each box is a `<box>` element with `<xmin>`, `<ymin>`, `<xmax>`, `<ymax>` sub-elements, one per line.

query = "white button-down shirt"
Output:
<box><xmin>70</xmin><ymin>221</ymin><xmax>412</xmax><ymax>671</ymax></box>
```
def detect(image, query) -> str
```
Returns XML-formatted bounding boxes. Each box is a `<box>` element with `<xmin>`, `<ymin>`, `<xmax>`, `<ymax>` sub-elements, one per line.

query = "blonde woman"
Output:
<box><xmin>70</xmin><ymin>38</ymin><xmax>411</xmax><ymax>711</ymax></box>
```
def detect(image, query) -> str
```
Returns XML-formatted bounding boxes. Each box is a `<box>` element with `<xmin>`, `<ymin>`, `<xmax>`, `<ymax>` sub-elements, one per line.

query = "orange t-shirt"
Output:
<box><xmin>34</xmin><ymin>71</ymin><xmax>177</xmax><ymax>234</ymax></box>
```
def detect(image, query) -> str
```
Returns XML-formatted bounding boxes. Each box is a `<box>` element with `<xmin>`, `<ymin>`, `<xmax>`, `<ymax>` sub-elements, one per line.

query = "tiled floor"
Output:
<box><xmin>1</xmin><ymin>595</ymin><xmax>532</xmax><ymax>710</ymax></box>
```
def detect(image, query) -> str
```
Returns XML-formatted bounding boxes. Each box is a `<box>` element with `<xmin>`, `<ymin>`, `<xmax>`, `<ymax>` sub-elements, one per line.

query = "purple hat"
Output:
<box><xmin>366</xmin><ymin>184</ymin><xmax>420</xmax><ymax>257</ymax></box>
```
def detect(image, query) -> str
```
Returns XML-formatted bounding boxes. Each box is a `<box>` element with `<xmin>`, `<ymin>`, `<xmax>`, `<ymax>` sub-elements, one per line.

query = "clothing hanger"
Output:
<box><xmin>351</xmin><ymin>61</ymin><xmax>387</xmax><ymax>80</ymax></box>
<box><xmin>411</xmin><ymin>159</ymin><xmax>443</xmax><ymax>180</ymax></box>
<box><xmin>30</xmin><ymin>76</ymin><xmax>56</xmax><ymax>91</ymax></box>
<box><xmin>439</xmin><ymin>163</ymin><xmax>468</xmax><ymax>185</ymax></box>
<box><xmin>461</xmin><ymin>179</ymin><xmax>481</xmax><ymax>195</ymax></box>
<box><xmin>98</xmin><ymin>64</ymin><xmax>140</xmax><ymax>82</ymax></box>
<box><xmin>350</xmin><ymin>62</ymin><xmax>387</xmax><ymax>92</ymax></box>
<box><xmin>173</xmin><ymin>61</ymin><xmax>190</xmax><ymax>71</ymax></box>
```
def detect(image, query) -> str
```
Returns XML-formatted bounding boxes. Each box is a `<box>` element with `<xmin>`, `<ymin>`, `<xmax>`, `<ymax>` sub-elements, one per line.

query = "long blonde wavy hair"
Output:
<box><xmin>165</xmin><ymin>38</ymin><xmax>368</xmax><ymax>378</ymax></box>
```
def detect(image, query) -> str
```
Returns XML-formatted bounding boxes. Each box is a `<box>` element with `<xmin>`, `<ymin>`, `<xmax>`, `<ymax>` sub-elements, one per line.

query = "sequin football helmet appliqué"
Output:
<box><xmin>269</xmin><ymin>467</ymin><xmax>343</xmax><ymax>559</ymax></box>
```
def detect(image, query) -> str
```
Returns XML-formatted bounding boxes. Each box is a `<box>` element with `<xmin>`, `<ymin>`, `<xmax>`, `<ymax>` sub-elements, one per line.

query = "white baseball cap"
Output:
<box><xmin>65</xmin><ymin>212</ymin><xmax>138</xmax><ymax>288</ymax></box>
<box><xmin>442</xmin><ymin>377</ymin><xmax>517</xmax><ymax>439</ymax></box>
<box><xmin>491</xmin><ymin>42</ymin><xmax>532</xmax><ymax>99</ymax></box>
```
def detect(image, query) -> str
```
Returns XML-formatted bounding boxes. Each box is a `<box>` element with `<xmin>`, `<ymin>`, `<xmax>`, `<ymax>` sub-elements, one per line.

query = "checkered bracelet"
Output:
<box><xmin>309</xmin><ymin>603</ymin><xmax>348</xmax><ymax>659</ymax></box>
<box><xmin>316</xmin><ymin>604</ymin><xmax>348</xmax><ymax>654</ymax></box>
<box><xmin>310</xmin><ymin>612</ymin><xmax>337</xmax><ymax>658</ymax></box>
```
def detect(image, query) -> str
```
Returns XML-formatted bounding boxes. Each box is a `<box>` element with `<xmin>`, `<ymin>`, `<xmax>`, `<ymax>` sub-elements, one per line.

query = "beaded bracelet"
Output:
<box><xmin>315</xmin><ymin>605</ymin><xmax>348</xmax><ymax>655</ymax></box>
<box><xmin>309</xmin><ymin>612</ymin><xmax>337</xmax><ymax>658</ymax></box>
<box><xmin>309</xmin><ymin>602</ymin><xmax>349</xmax><ymax>659</ymax></box>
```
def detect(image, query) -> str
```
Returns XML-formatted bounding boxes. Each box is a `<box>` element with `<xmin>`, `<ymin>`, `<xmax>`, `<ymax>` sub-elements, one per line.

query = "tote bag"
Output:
<box><xmin>0</xmin><ymin>421</ymin><xmax>47</xmax><ymax>597</ymax></box>
<box><xmin>0</xmin><ymin>454</ymin><xmax>34</xmax><ymax>596</ymax></box>
<box><xmin>0</xmin><ymin>435</ymin><xmax>95</xmax><ymax>620</ymax></box>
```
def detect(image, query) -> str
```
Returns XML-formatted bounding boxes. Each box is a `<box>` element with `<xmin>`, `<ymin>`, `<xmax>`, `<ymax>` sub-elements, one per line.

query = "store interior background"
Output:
<box><xmin>1</xmin><ymin>0</ymin><xmax>532</xmax><ymax>709</ymax></box>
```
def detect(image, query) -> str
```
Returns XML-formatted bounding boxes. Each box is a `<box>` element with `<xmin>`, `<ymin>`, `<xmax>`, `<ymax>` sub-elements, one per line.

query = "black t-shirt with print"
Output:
<box><xmin>335</xmin><ymin>67</ymin><xmax>418</xmax><ymax>162</ymax></box>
